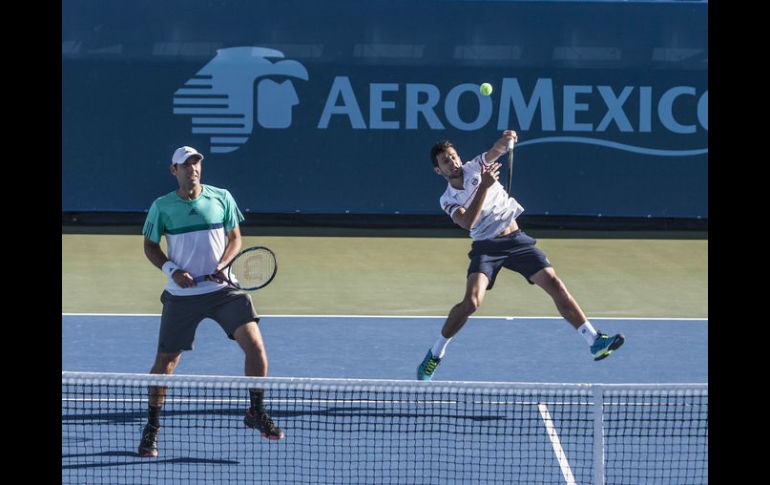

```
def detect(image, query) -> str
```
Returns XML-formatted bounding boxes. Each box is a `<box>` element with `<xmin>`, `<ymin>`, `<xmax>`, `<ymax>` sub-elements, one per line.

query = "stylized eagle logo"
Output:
<box><xmin>173</xmin><ymin>47</ymin><xmax>309</xmax><ymax>153</ymax></box>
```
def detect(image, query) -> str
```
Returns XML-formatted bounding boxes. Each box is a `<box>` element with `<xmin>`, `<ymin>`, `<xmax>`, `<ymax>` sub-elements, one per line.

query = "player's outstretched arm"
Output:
<box><xmin>484</xmin><ymin>130</ymin><xmax>518</xmax><ymax>164</ymax></box>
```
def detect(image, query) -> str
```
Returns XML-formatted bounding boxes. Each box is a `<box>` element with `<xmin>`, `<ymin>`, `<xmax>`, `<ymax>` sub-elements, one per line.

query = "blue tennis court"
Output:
<box><xmin>62</xmin><ymin>314</ymin><xmax>707</xmax><ymax>484</ymax></box>
<box><xmin>62</xmin><ymin>314</ymin><xmax>707</xmax><ymax>382</ymax></box>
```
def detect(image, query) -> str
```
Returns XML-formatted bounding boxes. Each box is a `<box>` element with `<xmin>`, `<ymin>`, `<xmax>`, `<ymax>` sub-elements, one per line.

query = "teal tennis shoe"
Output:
<box><xmin>417</xmin><ymin>349</ymin><xmax>442</xmax><ymax>381</ymax></box>
<box><xmin>591</xmin><ymin>333</ymin><xmax>625</xmax><ymax>361</ymax></box>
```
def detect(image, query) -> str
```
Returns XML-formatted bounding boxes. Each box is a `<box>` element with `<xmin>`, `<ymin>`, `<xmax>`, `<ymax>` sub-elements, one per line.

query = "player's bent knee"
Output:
<box><xmin>464</xmin><ymin>297</ymin><xmax>482</xmax><ymax>314</ymax></box>
<box><xmin>534</xmin><ymin>271</ymin><xmax>561</xmax><ymax>291</ymax></box>
<box><xmin>245</xmin><ymin>349</ymin><xmax>267</xmax><ymax>364</ymax></box>
<box><xmin>550</xmin><ymin>274</ymin><xmax>564</xmax><ymax>289</ymax></box>
<box><xmin>243</xmin><ymin>339</ymin><xmax>266</xmax><ymax>355</ymax></box>
<box><xmin>546</xmin><ymin>274</ymin><xmax>570</xmax><ymax>294</ymax></box>
<box><xmin>152</xmin><ymin>352</ymin><xmax>181</xmax><ymax>374</ymax></box>
<box><xmin>234</xmin><ymin>321</ymin><xmax>261</xmax><ymax>341</ymax></box>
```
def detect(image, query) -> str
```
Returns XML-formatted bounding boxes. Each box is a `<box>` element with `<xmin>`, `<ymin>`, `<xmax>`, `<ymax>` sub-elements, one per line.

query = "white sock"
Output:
<box><xmin>431</xmin><ymin>335</ymin><xmax>452</xmax><ymax>359</ymax></box>
<box><xmin>577</xmin><ymin>321</ymin><xmax>599</xmax><ymax>345</ymax></box>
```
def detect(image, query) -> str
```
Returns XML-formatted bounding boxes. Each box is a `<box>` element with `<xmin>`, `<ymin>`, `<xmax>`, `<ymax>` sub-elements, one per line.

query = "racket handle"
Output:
<box><xmin>506</xmin><ymin>139</ymin><xmax>514</xmax><ymax>193</ymax></box>
<box><xmin>193</xmin><ymin>275</ymin><xmax>208</xmax><ymax>282</ymax></box>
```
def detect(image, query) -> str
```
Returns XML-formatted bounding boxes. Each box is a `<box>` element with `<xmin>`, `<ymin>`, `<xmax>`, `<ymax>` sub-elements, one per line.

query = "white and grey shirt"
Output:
<box><xmin>439</xmin><ymin>153</ymin><xmax>524</xmax><ymax>241</ymax></box>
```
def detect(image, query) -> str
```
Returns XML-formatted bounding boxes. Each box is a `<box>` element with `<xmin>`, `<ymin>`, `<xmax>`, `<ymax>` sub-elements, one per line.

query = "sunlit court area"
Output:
<box><xmin>62</xmin><ymin>1</ymin><xmax>707</xmax><ymax>483</ymax></box>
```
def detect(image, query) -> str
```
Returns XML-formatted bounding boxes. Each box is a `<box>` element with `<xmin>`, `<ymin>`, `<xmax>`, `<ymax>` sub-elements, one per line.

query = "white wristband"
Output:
<box><xmin>161</xmin><ymin>261</ymin><xmax>178</xmax><ymax>277</ymax></box>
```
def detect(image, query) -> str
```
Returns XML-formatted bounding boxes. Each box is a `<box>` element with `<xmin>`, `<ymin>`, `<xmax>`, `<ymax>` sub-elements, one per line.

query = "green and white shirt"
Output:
<box><xmin>142</xmin><ymin>184</ymin><xmax>244</xmax><ymax>296</ymax></box>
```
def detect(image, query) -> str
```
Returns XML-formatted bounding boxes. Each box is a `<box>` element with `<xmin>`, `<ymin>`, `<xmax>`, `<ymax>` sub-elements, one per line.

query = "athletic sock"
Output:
<box><xmin>431</xmin><ymin>335</ymin><xmax>452</xmax><ymax>359</ymax></box>
<box><xmin>578</xmin><ymin>321</ymin><xmax>599</xmax><ymax>346</ymax></box>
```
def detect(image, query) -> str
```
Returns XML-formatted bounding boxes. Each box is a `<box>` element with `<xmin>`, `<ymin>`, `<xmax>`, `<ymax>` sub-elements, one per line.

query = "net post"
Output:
<box><xmin>592</xmin><ymin>385</ymin><xmax>605</xmax><ymax>485</ymax></box>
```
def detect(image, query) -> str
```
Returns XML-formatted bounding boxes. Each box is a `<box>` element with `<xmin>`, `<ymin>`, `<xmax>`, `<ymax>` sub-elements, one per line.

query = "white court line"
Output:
<box><xmin>62</xmin><ymin>313</ymin><xmax>707</xmax><ymax>321</ymax></box>
<box><xmin>538</xmin><ymin>403</ymin><xmax>577</xmax><ymax>485</ymax></box>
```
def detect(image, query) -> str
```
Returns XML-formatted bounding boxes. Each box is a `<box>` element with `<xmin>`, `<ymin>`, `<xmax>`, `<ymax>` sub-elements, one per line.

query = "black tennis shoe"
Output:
<box><xmin>138</xmin><ymin>423</ymin><xmax>160</xmax><ymax>457</ymax></box>
<box><xmin>244</xmin><ymin>409</ymin><xmax>285</xmax><ymax>440</ymax></box>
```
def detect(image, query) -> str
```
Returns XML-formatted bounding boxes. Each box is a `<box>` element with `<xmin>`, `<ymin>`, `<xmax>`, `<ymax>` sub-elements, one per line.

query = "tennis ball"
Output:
<box><xmin>480</xmin><ymin>83</ymin><xmax>493</xmax><ymax>96</ymax></box>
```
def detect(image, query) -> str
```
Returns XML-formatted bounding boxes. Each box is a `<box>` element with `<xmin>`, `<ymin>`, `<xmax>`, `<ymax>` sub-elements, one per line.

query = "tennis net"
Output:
<box><xmin>62</xmin><ymin>371</ymin><xmax>707</xmax><ymax>484</ymax></box>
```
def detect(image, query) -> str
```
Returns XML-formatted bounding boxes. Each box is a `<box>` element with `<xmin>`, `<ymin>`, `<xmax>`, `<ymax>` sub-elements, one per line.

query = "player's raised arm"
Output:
<box><xmin>483</xmin><ymin>130</ymin><xmax>518</xmax><ymax>164</ymax></box>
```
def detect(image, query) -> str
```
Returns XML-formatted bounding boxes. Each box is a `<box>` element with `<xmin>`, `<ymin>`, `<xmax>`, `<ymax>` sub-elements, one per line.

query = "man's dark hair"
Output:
<box><xmin>430</xmin><ymin>140</ymin><xmax>454</xmax><ymax>167</ymax></box>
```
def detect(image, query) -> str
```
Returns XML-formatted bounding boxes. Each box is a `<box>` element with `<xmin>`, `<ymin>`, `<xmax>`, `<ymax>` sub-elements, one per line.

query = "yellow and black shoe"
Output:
<box><xmin>416</xmin><ymin>349</ymin><xmax>442</xmax><ymax>381</ymax></box>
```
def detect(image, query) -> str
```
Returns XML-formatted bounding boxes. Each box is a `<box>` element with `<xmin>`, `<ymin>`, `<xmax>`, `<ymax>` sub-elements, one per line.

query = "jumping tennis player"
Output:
<box><xmin>417</xmin><ymin>131</ymin><xmax>625</xmax><ymax>381</ymax></box>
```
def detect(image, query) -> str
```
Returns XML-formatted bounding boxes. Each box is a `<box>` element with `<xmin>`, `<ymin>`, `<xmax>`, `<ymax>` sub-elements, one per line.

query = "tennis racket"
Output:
<box><xmin>505</xmin><ymin>139</ymin><xmax>515</xmax><ymax>194</ymax></box>
<box><xmin>194</xmin><ymin>246</ymin><xmax>277</xmax><ymax>291</ymax></box>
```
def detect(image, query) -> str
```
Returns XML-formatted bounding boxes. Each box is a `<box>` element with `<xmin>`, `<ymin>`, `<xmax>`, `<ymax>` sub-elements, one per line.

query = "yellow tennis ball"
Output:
<box><xmin>480</xmin><ymin>83</ymin><xmax>493</xmax><ymax>96</ymax></box>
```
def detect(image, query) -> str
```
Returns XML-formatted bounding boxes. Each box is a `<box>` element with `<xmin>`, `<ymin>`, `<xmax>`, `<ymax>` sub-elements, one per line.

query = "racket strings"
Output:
<box><xmin>230</xmin><ymin>250</ymin><xmax>276</xmax><ymax>289</ymax></box>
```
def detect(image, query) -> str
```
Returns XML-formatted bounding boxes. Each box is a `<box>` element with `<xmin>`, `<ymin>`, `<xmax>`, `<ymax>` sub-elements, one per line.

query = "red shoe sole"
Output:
<box><xmin>262</xmin><ymin>432</ymin><xmax>285</xmax><ymax>440</ymax></box>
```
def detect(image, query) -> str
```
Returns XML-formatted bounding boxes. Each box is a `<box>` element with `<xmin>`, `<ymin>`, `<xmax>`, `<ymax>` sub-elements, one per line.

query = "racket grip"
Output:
<box><xmin>507</xmin><ymin>139</ymin><xmax>514</xmax><ymax>151</ymax></box>
<box><xmin>193</xmin><ymin>275</ymin><xmax>208</xmax><ymax>282</ymax></box>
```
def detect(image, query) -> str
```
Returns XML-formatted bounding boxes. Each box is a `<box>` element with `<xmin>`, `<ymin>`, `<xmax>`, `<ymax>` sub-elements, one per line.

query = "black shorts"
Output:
<box><xmin>157</xmin><ymin>287</ymin><xmax>259</xmax><ymax>353</ymax></box>
<box><xmin>467</xmin><ymin>229</ymin><xmax>551</xmax><ymax>290</ymax></box>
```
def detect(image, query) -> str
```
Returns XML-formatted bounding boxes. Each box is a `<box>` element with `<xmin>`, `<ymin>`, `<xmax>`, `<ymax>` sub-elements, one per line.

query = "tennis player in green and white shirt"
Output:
<box><xmin>143</xmin><ymin>181</ymin><xmax>242</xmax><ymax>296</ymax></box>
<box><xmin>137</xmin><ymin>146</ymin><xmax>284</xmax><ymax>460</ymax></box>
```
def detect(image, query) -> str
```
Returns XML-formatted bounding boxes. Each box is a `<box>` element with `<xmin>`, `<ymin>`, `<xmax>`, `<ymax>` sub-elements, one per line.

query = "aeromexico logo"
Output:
<box><xmin>173</xmin><ymin>47</ymin><xmax>308</xmax><ymax>154</ymax></box>
<box><xmin>174</xmin><ymin>46</ymin><xmax>707</xmax><ymax>156</ymax></box>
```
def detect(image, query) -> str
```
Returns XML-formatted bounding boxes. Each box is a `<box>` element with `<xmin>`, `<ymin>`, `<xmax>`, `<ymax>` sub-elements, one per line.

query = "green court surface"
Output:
<box><xmin>62</xmin><ymin>229</ymin><xmax>707</xmax><ymax>318</ymax></box>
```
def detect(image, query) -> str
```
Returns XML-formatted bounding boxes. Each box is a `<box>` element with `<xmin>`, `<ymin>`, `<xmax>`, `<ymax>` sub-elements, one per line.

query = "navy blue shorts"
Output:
<box><xmin>467</xmin><ymin>230</ymin><xmax>551</xmax><ymax>290</ymax></box>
